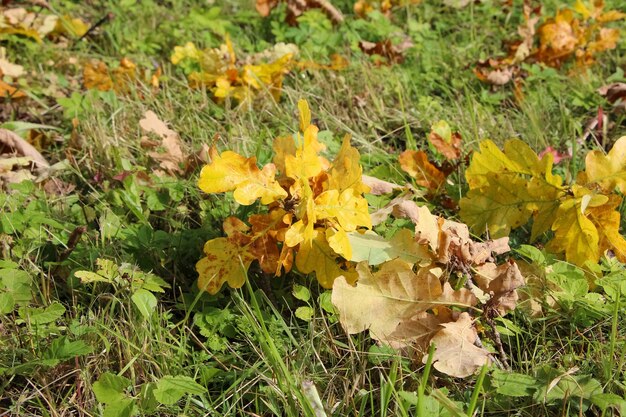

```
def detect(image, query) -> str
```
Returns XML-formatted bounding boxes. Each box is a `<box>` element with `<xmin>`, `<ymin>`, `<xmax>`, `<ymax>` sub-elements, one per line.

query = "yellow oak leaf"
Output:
<box><xmin>198</xmin><ymin>148</ymin><xmax>287</xmax><ymax>205</ymax></box>
<box><xmin>460</xmin><ymin>177</ymin><xmax>535</xmax><ymax>238</ymax></box>
<box><xmin>296</xmin><ymin>229</ymin><xmax>356</xmax><ymax>288</ymax></box>
<box><xmin>314</xmin><ymin>188</ymin><xmax>372</xmax><ymax>231</ymax></box>
<box><xmin>398</xmin><ymin>150</ymin><xmax>445</xmax><ymax>190</ymax></box>
<box><xmin>460</xmin><ymin>139</ymin><xmax>564</xmax><ymax>239</ymax></box>
<box><xmin>548</xmin><ymin>188</ymin><xmax>607</xmax><ymax>266</ymax></box>
<box><xmin>285</xmin><ymin>124</ymin><xmax>326</xmax><ymax>181</ymax></box>
<box><xmin>272</xmin><ymin>135</ymin><xmax>297</xmax><ymax>174</ymax></box>
<box><xmin>298</xmin><ymin>98</ymin><xmax>311</xmax><ymax>132</ymax></box>
<box><xmin>586</xmin><ymin>195</ymin><xmax>626</xmax><ymax>263</ymax></box>
<box><xmin>584</xmin><ymin>136</ymin><xmax>626</xmax><ymax>194</ymax></box>
<box><xmin>196</xmin><ymin>237</ymin><xmax>255</xmax><ymax>294</ymax></box>
<box><xmin>326</xmin><ymin>135</ymin><xmax>370</xmax><ymax>194</ymax></box>
<box><xmin>537</xmin><ymin>9</ymin><xmax>579</xmax><ymax>65</ymax></box>
<box><xmin>326</xmin><ymin>227</ymin><xmax>352</xmax><ymax>260</ymax></box>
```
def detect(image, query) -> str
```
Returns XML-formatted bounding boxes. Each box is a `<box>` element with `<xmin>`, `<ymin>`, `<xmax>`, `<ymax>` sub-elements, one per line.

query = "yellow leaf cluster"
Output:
<box><xmin>461</xmin><ymin>137</ymin><xmax>626</xmax><ymax>266</ymax></box>
<box><xmin>171</xmin><ymin>39</ymin><xmax>297</xmax><ymax>103</ymax></box>
<box><xmin>83</xmin><ymin>58</ymin><xmax>161</xmax><ymax>94</ymax></box>
<box><xmin>196</xmin><ymin>100</ymin><xmax>371</xmax><ymax>293</ymax></box>
<box><xmin>475</xmin><ymin>0</ymin><xmax>625</xmax><ymax>86</ymax></box>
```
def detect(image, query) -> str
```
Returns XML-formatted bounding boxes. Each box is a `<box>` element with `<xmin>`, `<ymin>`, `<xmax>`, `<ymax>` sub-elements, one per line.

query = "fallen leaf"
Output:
<box><xmin>0</xmin><ymin>56</ymin><xmax>24</xmax><ymax>78</ymax></box>
<box><xmin>584</xmin><ymin>135</ymin><xmax>626</xmax><ymax>193</ymax></box>
<box><xmin>0</xmin><ymin>128</ymin><xmax>49</xmax><ymax>170</ymax></box>
<box><xmin>359</xmin><ymin>37</ymin><xmax>413</xmax><ymax>65</ymax></box>
<box><xmin>0</xmin><ymin>79</ymin><xmax>26</xmax><ymax>100</ymax></box>
<box><xmin>474</xmin><ymin>260</ymin><xmax>525</xmax><ymax>315</ymax></box>
<box><xmin>399</xmin><ymin>150</ymin><xmax>446</xmax><ymax>190</ymax></box>
<box><xmin>332</xmin><ymin>260</ymin><xmax>476</xmax><ymax>340</ymax></box>
<box><xmin>428</xmin><ymin>120</ymin><xmax>462</xmax><ymax>160</ymax></box>
<box><xmin>426</xmin><ymin>312</ymin><xmax>492</xmax><ymax>378</ymax></box>
<box><xmin>361</xmin><ymin>174</ymin><xmax>403</xmax><ymax>195</ymax></box>
<box><xmin>139</xmin><ymin>111</ymin><xmax>186</xmax><ymax>175</ymax></box>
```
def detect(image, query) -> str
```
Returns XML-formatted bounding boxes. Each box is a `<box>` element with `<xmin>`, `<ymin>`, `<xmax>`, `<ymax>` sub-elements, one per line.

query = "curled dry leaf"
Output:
<box><xmin>0</xmin><ymin>128</ymin><xmax>49</xmax><ymax>170</ymax></box>
<box><xmin>598</xmin><ymin>82</ymin><xmax>626</xmax><ymax>113</ymax></box>
<box><xmin>333</xmin><ymin>204</ymin><xmax>524</xmax><ymax>378</ymax></box>
<box><xmin>474</xmin><ymin>260</ymin><xmax>525</xmax><ymax>315</ymax></box>
<box><xmin>359</xmin><ymin>37</ymin><xmax>413</xmax><ymax>65</ymax></box>
<box><xmin>139</xmin><ymin>111</ymin><xmax>186</xmax><ymax>175</ymax></box>
<box><xmin>399</xmin><ymin>150</ymin><xmax>446</xmax><ymax>191</ymax></box>
<box><xmin>0</xmin><ymin>129</ymin><xmax>50</xmax><ymax>189</ymax></box>
<box><xmin>361</xmin><ymin>174</ymin><xmax>403</xmax><ymax>195</ymax></box>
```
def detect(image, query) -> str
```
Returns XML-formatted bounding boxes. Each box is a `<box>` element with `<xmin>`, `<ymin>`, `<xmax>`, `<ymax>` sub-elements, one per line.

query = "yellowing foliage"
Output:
<box><xmin>83</xmin><ymin>58</ymin><xmax>160</xmax><ymax>94</ymax></box>
<box><xmin>196</xmin><ymin>100</ymin><xmax>371</xmax><ymax>293</ymax></box>
<box><xmin>475</xmin><ymin>1</ymin><xmax>625</xmax><ymax>86</ymax></box>
<box><xmin>171</xmin><ymin>39</ymin><xmax>297</xmax><ymax>103</ymax></box>
<box><xmin>460</xmin><ymin>137</ymin><xmax>626</xmax><ymax>266</ymax></box>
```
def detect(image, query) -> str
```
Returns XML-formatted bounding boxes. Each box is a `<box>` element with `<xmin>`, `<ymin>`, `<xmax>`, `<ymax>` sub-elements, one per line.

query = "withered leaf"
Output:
<box><xmin>427</xmin><ymin>312</ymin><xmax>492</xmax><ymax>378</ymax></box>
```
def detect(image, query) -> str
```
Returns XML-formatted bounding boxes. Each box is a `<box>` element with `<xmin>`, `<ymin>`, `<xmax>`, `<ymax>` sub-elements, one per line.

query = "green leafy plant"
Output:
<box><xmin>92</xmin><ymin>372</ymin><xmax>206</xmax><ymax>416</ymax></box>
<box><xmin>75</xmin><ymin>258</ymin><xmax>170</xmax><ymax>320</ymax></box>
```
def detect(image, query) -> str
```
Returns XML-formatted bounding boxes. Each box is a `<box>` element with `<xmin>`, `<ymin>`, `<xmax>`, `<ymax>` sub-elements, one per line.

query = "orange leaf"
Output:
<box><xmin>399</xmin><ymin>150</ymin><xmax>446</xmax><ymax>190</ymax></box>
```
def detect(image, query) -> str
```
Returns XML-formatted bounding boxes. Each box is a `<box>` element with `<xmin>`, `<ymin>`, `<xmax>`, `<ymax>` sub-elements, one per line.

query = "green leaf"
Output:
<box><xmin>103</xmin><ymin>397</ymin><xmax>136</xmax><ymax>417</ymax></box>
<box><xmin>295</xmin><ymin>306</ymin><xmax>314</xmax><ymax>321</ymax></box>
<box><xmin>591</xmin><ymin>393</ymin><xmax>626</xmax><ymax>414</ymax></box>
<box><xmin>75</xmin><ymin>271</ymin><xmax>114</xmax><ymax>284</ymax></box>
<box><xmin>93</xmin><ymin>372</ymin><xmax>131</xmax><ymax>404</ymax></box>
<box><xmin>534</xmin><ymin>370</ymin><xmax>602</xmax><ymax>404</ymax></box>
<box><xmin>44</xmin><ymin>337</ymin><xmax>92</xmax><ymax>361</ymax></box>
<box><xmin>292</xmin><ymin>284</ymin><xmax>311</xmax><ymax>302</ymax></box>
<box><xmin>153</xmin><ymin>375</ymin><xmax>206</xmax><ymax>405</ymax></box>
<box><xmin>0</xmin><ymin>293</ymin><xmax>14</xmax><ymax>314</ymax></box>
<box><xmin>490</xmin><ymin>369</ymin><xmax>538</xmax><ymax>397</ymax></box>
<box><xmin>0</xmin><ymin>268</ymin><xmax>32</xmax><ymax>310</ymax></box>
<box><xmin>131</xmin><ymin>289</ymin><xmax>157</xmax><ymax>320</ymax></box>
<box><xmin>140</xmin><ymin>274</ymin><xmax>170</xmax><ymax>292</ymax></box>
<box><xmin>19</xmin><ymin>302</ymin><xmax>65</xmax><ymax>325</ymax></box>
<box><xmin>347</xmin><ymin>229</ymin><xmax>428</xmax><ymax>265</ymax></box>
<box><xmin>139</xmin><ymin>382</ymin><xmax>158</xmax><ymax>413</ymax></box>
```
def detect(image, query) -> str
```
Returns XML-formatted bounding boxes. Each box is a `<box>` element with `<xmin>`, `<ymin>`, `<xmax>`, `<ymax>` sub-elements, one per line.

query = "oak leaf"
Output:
<box><xmin>399</xmin><ymin>150</ymin><xmax>446</xmax><ymax>191</ymax></box>
<box><xmin>428</xmin><ymin>120</ymin><xmax>462</xmax><ymax>160</ymax></box>
<box><xmin>332</xmin><ymin>259</ymin><xmax>477</xmax><ymax>340</ymax></box>
<box><xmin>197</xmin><ymin>148</ymin><xmax>287</xmax><ymax>205</ymax></box>
<box><xmin>139</xmin><ymin>111</ymin><xmax>185</xmax><ymax>175</ymax></box>
<box><xmin>326</xmin><ymin>135</ymin><xmax>370</xmax><ymax>194</ymax></box>
<box><xmin>584</xmin><ymin>136</ymin><xmax>626</xmax><ymax>193</ymax></box>
<box><xmin>547</xmin><ymin>189</ymin><xmax>606</xmax><ymax>266</ymax></box>
<box><xmin>196</xmin><ymin>237</ymin><xmax>255</xmax><ymax>294</ymax></box>
<box><xmin>314</xmin><ymin>188</ymin><xmax>372</xmax><ymax>231</ymax></box>
<box><xmin>296</xmin><ymin>229</ymin><xmax>356</xmax><ymax>288</ymax></box>
<box><xmin>460</xmin><ymin>139</ymin><xmax>564</xmax><ymax>239</ymax></box>
<box><xmin>427</xmin><ymin>312</ymin><xmax>492</xmax><ymax>378</ymax></box>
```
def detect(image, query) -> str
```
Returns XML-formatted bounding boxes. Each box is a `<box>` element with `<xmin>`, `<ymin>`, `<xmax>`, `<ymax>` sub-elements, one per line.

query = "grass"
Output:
<box><xmin>1</xmin><ymin>0</ymin><xmax>626</xmax><ymax>416</ymax></box>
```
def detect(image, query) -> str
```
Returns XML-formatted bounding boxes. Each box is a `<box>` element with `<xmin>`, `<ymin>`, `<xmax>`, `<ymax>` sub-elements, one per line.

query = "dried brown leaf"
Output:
<box><xmin>139</xmin><ymin>111</ymin><xmax>185</xmax><ymax>175</ymax></box>
<box><xmin>426</xmin><ymin>312</ymin><xmax>492</xmax><ymax>378</ymax></box>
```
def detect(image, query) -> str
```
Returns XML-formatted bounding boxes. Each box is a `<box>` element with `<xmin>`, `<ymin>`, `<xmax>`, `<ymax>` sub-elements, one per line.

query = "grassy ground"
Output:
<box><xmin>1</xmin><ymin>0</ymin><xmax>626</xmax><ymax>416</ymax></box>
